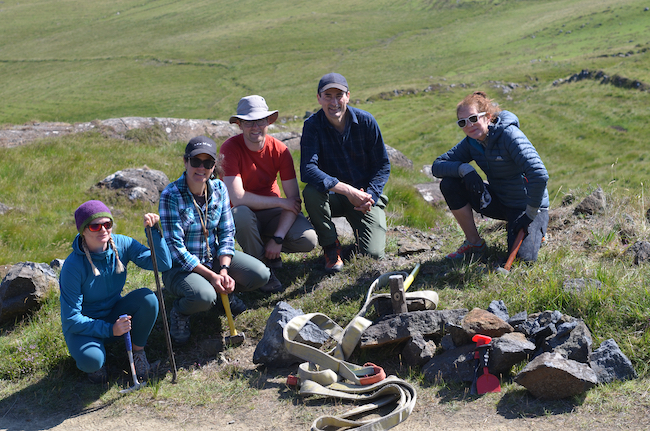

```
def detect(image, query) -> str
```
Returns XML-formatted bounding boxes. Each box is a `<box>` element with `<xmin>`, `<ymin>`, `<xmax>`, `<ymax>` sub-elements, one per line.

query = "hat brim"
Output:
<box><xmin>318</xmin><ymin>83</ymin><xmax>349</xmax><ymax>94</ymax></box>
<box><xmin>229</xmin><ymin>111</ymin><xmax>279</xmax><ymax>125</ymax></box>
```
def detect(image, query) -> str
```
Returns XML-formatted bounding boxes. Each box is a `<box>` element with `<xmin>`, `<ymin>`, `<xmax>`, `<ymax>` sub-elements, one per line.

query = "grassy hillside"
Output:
<box><xmin>1</xmin><ymin>1</ymin><xmax>650</xmax><ymax>426</ymax></box>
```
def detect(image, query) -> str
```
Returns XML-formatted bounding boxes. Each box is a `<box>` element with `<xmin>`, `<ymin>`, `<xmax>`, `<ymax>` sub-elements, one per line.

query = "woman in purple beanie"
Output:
<box><xmin>59</xmin><ymin>200</ymin><xmax>172</xmax><ymax>384</ymax></box>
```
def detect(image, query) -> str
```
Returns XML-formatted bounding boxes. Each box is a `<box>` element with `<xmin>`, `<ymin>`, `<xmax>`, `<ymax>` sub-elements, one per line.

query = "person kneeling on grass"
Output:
<box><xmin>159</xmin><ymin>136</ymin><xmax>271</xmax><ymax>346</ymax></box>
<box><xmin>431</xmin><ymin>91</ymin><xmax>549</xmax><ymax>263</ymax></box>
<box><xmin>59</xmin><ymin>200</ymin><xmax>172</xmax><ymax>383</ymax></box>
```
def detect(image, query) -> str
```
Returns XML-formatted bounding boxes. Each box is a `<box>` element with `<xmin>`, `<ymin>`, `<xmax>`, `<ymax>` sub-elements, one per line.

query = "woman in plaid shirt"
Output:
<box><xmin>159</xmin><ymin>136</ymin><xmax>270</xmax><ymax>345</ymax></box>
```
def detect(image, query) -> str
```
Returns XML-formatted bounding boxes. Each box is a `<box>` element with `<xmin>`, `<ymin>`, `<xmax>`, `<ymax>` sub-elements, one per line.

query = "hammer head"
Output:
<box><xmin>119</xmin><ymin>381</ymin><xmax>147</xmax><ymax>394</ymax></box>
<box><xmin>224</xmin><ymin>331</ymin><xmax>245</xmax><ymax>347</ymax></box>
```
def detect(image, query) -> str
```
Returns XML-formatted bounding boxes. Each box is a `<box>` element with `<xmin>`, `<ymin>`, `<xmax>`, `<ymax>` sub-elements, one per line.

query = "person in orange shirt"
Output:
<box><xmin>220</xmin><ymin>95</ymin><xmax>317</xmax><ymax>292</ymax></box>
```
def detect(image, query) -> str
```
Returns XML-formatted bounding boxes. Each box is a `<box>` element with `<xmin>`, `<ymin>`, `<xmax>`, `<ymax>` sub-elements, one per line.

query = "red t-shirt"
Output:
<box><xmin>220</xmin><ymin>134</ymin><xmax>296</xmax><ymax>198</ymax></box>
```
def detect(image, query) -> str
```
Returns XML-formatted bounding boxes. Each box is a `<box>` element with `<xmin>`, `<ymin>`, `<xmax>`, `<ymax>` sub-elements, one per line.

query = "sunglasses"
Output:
<box><xmin>457</xmin><ymin>112</ymin><xmax>487</xmax><ymax>128</ymax></box>
<box><xmin>187</xmin><ymin>157</ymin><xmax>216</xmax><ymax>169</ymax></box>
<box><xmin>240</xmin><ymin>118</ymin><xmax>269</xmax><ymax>128</ymax></box>
<box><xmin>88</xmin><ymin>220</ymin><xmax>113</xmax><ymax>232</ymax></box>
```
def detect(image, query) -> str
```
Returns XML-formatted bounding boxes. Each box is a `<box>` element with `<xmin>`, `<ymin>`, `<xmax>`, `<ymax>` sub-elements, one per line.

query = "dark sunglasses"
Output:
<box><xmin>88</xmin><ymin>220</ymin><xmax>113</xmax><ymax>232</ymax></box>
<box><xmin>457</xmin><ymin>112</ymin><xmax>487</xmax><ymax>128</ymax></box>
<box><xmin>188</xmin><ymin>157</ymin><xmax>216</xmax><ymax>169</ymax></box>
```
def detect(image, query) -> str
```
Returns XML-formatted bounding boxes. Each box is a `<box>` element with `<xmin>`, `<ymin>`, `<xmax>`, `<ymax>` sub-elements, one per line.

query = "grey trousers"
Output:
<box><xmin>162</xmin><ymin>250</ymin><xmax>269</xmax><ymax>316</ymax></box>
<box><xmin>231</xmin><ymin>206</ymin><xmax>317</xmax><ymax>261</ymax></box>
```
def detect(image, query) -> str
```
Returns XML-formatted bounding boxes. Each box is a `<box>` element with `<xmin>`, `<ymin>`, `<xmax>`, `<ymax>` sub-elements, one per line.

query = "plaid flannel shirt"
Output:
<box><xmin>159</xmin><ymin>172</ymin><xmax>236</xmax><ymax>272</ymax></box>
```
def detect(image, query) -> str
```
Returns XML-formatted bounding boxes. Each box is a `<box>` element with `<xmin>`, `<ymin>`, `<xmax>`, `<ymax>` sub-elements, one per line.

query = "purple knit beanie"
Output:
<box><xmin>74</xmin><ymin>200</ymin><xmax>113</xmax><ymax>234</ymax></box>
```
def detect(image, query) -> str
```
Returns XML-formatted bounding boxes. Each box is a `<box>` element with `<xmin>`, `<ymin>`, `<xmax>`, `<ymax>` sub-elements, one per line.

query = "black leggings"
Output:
<box><xmin>440</xmin><ymin>177</ymin><xmax>548</xmax><ymax>261</ymax></box>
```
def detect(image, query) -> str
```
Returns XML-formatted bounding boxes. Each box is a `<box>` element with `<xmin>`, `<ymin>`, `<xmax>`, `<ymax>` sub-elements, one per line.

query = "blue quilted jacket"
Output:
<box><xmin>432</xmin><ymin>110</ymin><xmax>549</xmax><ymax>210</ymax></box>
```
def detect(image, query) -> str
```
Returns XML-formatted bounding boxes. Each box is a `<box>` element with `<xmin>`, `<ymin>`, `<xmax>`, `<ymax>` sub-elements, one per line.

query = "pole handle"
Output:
<box><xmin>119</xmin><ymin>314</ymin><xmax>132</xmax><ymax>351</ymax></box>
<box><xmin>220</xmin><ymin>294</ymin><xmax>238</xmax><ymax>337</ymax></box>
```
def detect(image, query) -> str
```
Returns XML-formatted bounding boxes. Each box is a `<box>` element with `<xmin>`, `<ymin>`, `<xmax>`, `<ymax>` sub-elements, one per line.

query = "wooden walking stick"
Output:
<box><xmin>146</xmin><ymin>225</ymin><xmax>178</xmax><ymax>383</ymax></box>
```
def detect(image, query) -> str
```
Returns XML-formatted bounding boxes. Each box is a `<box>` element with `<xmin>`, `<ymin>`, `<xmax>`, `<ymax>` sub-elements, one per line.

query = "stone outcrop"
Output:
<box><xmin>0</xmin><ymin>262</ymin><xmax>59</xmax><ymax>324</ymax></box>
<box><xmin>93</xmin><ymin>167</ymin><xmax>170</xmax><ymax>204</ymax></box>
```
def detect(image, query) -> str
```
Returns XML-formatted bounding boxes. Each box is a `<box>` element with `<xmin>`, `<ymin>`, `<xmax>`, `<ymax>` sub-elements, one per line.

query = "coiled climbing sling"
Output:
<box><xmin>283</xmin><ymin>269</ymin><xmax>439</xmax><ymax>430</ymax></box>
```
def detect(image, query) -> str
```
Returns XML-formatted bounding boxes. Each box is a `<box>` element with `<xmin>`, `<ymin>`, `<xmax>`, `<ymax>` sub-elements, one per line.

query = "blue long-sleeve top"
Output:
<box><xmin>59</xmin><ymin>228</ymin><xmax>171</xmax><ymax>338</ymax></box>
<box><xmin>432</xmin><ymin>110</ymin><xmax>549</xmax><ymax>210</ymax></box>
<box><xmin>300</xmin><ymin>106</ymin><xmax>391</xmax><ymax>205</ymax></box>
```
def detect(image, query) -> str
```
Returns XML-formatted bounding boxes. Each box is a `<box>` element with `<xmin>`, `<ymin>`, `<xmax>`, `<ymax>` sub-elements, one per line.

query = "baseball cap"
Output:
<box><xmin>184</xmin><ymin>136</ymin><xmax>217</xmax><ymax>159</ymax></box>
<box><xmin>317</xmin><ymin>73</ymin><xmax>349</xmax><ymax>94</ymax></box>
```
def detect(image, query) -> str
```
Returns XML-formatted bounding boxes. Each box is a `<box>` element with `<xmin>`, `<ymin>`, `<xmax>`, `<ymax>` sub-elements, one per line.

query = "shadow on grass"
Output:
<box><xmin>0</xmin><ymin>352</ymin><xmax>128</xmax><ymax>430</ymax></box>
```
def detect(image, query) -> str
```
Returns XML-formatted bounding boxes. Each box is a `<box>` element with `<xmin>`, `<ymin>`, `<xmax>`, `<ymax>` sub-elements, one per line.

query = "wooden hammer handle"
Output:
<box><xmin>504</xmin><ymin>229</ymin><xmax>526</xmax><ymax>271</ymax></box>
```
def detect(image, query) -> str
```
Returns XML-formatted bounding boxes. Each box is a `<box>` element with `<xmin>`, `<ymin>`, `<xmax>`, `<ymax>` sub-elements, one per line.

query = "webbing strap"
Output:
<box><xmin>282</xmin><ymin>272</ymin><xmax>436</xmax><ymax>430</ymax></box>
<box><xmin>284</xmin><ymin>313</ymin><xmax>376</xmax><ymax>385</ymax></box>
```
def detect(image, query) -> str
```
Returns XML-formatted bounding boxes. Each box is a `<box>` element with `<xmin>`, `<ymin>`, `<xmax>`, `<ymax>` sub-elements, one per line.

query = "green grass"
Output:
<box><xmin>1</xmin><ymin>0</ymin><xmax>650</xmax><ymax>426</ymax></box>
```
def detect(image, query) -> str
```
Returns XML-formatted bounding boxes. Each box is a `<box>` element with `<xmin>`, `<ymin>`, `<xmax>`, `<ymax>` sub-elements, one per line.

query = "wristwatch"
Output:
<box><xmin>272</xmin><ymin>236</ymin><xmax>284</xmax><ymax>245</ymax></box>
<box><xmin>220</xmin><ymin>264</ymin><xmax>230</xmax><ymax>271</ymax></box>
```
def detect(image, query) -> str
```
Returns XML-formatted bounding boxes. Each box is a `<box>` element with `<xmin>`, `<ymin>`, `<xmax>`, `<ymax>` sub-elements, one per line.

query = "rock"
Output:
<box><xmin>360</xmin><ymin>309</ymin><xmax>467</xmax><ymax>348</ymax></box>
<box><xmin>574</xmin><ymin>186</ymin><xmax>606</xmax><ymax>215</ymax></box>
<box><xmin>422</xmin><ymin>343</ymin><xmax>476</xmax><ymax>384</ymax></box>
<box><xmin>414</xmin><ymin>180</ymin><xmax>446</xmax><ymax>207</ymax></box>
<box><xmin>253</xmin><ymin>302</ymin><xmax>329</xmax><ymax>368</ymax></box>
<box><xmin>0</xmin><ymin>117</ymin><xmax>242</xmax><ymax>148</ymax></box>
<box><xmin>489</xmin><ymin>332</ymin><xmax>536</xmax><ymax>376</ymax></box>
<box><xmin>589</xmin><ymin>338</ymin><xmax>637</xmax><ymax>384</ymax></box>
<box><xmin>397</xmin><ymin>237</ymin><xmax>431</xmax><ymax>256</ymax></box>
<box><xmin>402</xmin><ymin>333</ymin><xmax>436</xmax><ymax>367</ymax></box>
<box><xmin>0</xmin><ymin>202</ymin><xmax>11</xmax><ymax>215</ymax></box>
<box><xmin>487</xmin><ymin>300</ymin><xmax>509</xmax><ymax>322</ymax></box>
<box><xmin>625</xmin><ymin>241</ymin><xmax>650</xmax><ymax>265</ymax></box>
<box><xmin>385</xmin><ymin>145</ymin><xmax>413</xmax><ymax>169</ymax></box>
<box><xmin>562</xmin><ymin>278</ymin><xmax>602</xmax><ymax>294</ymax></box>
<box><xmin>49</xmin><ymin>259</ymin><xmax>66</xmax><ymax>271</ymax></box>
<box><xmin>460</xmin><ymin>307</ymin><xmax>514</xmax><ymax>339</ymax></box>
<box><xmin>507</xmin><ymin>311</ymin><xmax>528</xmax><ymax>327</ymax></box>
<box><xmin>0</xmin><ymin>262</ymin><xmax>59</xmax><ymax>324</ymax></box>
<box><xmin>514</xmin><ymin>352</ymin><xmax>598</xmax><ymax>399</ymax></box>
<box><xmin>93</xmin><ymin>167</ymin><xmax>169</xmax><ymax>204</ymax></box>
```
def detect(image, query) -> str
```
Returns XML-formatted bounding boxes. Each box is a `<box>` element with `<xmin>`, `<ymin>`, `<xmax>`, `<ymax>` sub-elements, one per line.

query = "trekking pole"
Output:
<box><xmin>146</xmin><ymin>224</ymin><xmax>178</xmax><ymax>383</ymax></box>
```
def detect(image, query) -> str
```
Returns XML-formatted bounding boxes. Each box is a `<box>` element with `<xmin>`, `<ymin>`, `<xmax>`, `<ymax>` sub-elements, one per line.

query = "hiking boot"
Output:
<box><xmin>87</xmin><ymin>364</ymin><xmax>107</xmax><ymax>384</ymax></box>
<box><xmin>132</xmin><ymin>349</ymin><xmax>150</xmax><ymax>381</ymax></box>
<box><xmin>323</xmin><ymin>240</ymin><xmax>343</xmax><ymax>272</ymax></box>
<box><xmin>259</xmin><ymin>270</ymin><xmax>284</xmax><ymax>294</ymax></box>
<box><xmin>446</xmin><ymin>239</ymin><xmax>487</xmax><ymax>259</ymax></box>
<box><xmin>228</xmin><ymin>293</ymin><xmax>248</xmax><ymax>316</ymax></box>
<box><xmin>170</xmin><ymin>306</ymin><xmax>191</xmax><ymax>345</ymax></box>
<box><xmin>266</xmin><ymin>257</ymin><xmax>283</xmax><ymax>269</ymax></box>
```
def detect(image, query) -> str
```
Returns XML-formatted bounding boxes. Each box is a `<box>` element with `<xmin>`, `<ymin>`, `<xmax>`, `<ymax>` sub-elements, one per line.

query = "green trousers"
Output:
<box><xmin>303</xmin><ymin>184</ymin><xmax>388</xmax><ymax>259</ymax></box>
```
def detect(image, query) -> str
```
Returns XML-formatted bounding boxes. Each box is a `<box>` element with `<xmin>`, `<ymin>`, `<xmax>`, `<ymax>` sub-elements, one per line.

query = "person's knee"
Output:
<box><xmin>232</xmin><ymin>206</ymin><xmax>256</xmax><ymax>229</ymax></box>
<box><xmin>292</xmin><ymin>229</ymin><xmax>318</xmax><ymax>252</ymax></box>
<box><xmin>74</xmin><ymin>344</ymin><xmax>105</xmax><ymax>373</ymax></box>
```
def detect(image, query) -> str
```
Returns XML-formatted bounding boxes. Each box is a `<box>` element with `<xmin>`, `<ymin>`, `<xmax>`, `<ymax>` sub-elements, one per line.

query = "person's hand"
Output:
<box><xmin>511</xmin><ymin>212</ymin><xmax>534</xmax><ymax>237</ymax></box>
<box><xmin>264</xmin><ymin>240</ymin><xmax>283</xmax><ymax>260</ymax></box>
<box><xmin>143</xmin><ymin>213</ymin><xmax>160</xmax><ymax>228</ymax></box>
<box><xmin>112</xmin><ymin>315</ymin><xmax>132</xmax><ymax>337</ymax></box>
<box><xmin>209</xmin><ymin>271</ymin><xmax>235</xmax><ymax>295</ymax></box>
<box><xmin>279</xmin><ymin>196</ymin><xmax>302</xmax><ymax>215</ymax></box>
<box><xmin>462</xmin><ymin>171</ymin><xmax>485</xmax><ymax>194</ymax></box>
<box><xmin>348</xmin><ymin>188</ymin><xmax>374</xmax><ymax>213</ymax></box>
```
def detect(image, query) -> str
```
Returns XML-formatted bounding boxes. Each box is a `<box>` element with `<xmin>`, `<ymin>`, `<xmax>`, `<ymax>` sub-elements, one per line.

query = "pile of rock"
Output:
<box><xmin>361</xmin><ymin>300</ymin><xmax>636</xmax><ymax>400</ymax></box>
<box><xmin>254</xmin><ymin>299</ymin><xmax>636</xmax><ymax>401</ymax></box>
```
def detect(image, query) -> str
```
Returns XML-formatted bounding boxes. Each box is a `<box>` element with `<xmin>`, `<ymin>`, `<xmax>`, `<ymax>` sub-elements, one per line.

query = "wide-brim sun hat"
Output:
<box><xmin>229</xmin><ymin>95</ymin><xmax>279</xmax><ymax>124</ymax></box>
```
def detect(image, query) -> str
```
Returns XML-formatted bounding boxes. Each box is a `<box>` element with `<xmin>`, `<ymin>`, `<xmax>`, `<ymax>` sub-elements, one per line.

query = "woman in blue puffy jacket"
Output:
<box><xmin>59</xmin><ymin>200</ymin><xmax>172</xmax><ymax>383</ymax></box>
<box><xmin>432</xmin><ymin>91</ymin><xmax>549</xmax><ymax>262</ymax></box>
